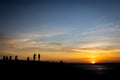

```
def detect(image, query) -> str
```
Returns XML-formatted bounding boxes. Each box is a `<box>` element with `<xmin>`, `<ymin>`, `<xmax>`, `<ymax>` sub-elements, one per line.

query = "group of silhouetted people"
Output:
<box><xmin>26</xmin><ymin>53</ymin><xmax>41</xmax><ymax>61</ymax></box>
<box><xmin>3</xmin><ymin>56</ymin><xmax>18</xmax><ymax>61</ymax></box>
<box><xmin>2</xmin><ymin>53</ymin><xmax>41</xmax><ymax>61</ymax></box>
<box><xmin>33</xmin><ymin>53</ymin><xmax>40</xmax><ymax>61</ymax></box>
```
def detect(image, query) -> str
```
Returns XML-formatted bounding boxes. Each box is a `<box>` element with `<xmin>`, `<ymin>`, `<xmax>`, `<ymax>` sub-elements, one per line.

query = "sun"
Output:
<box><xmin>91</xmin><ymin>61</ymin><xmax>95</xmax><ymax>64</ymax></box>
<box><xmin>90</xmin><ymin>55</ymin><xmax>96</xmax><ymax>64</ymax></box>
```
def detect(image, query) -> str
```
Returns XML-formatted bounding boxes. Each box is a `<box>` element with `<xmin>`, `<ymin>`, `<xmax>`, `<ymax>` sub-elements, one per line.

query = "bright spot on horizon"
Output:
<box><xmin>90</xmin><ymin>55</ymin><xmax>96</xmax><ymax>64</ymax></box>
<box><xmin>92</xmin><ymin>61</ymin><xmax>95</xmax><ymax>64</ymax></box>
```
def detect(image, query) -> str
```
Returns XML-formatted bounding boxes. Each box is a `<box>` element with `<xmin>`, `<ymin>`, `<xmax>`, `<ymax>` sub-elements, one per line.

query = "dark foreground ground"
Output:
<box><xmin>0</xmin><ymin>60</ymin><xmax>120</xmax><ymax>80</ymax></box>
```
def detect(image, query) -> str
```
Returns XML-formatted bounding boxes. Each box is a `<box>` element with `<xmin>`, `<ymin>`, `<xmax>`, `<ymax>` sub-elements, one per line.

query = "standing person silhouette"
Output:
<box><xmin>6</xmin><ymin>56</ymin><xmax>8</xmax><ymax>60</ymax></box>
<box><xmin>3</xmin><ymin>56</ymin><xmax>5</xmax><ymax>60</ymax></box>
<box><xmin>38</xmin><ymin>53</ymin><xmax>40</xmax><ymax>61</ymax></box>
<box><xmin>33</xmin><ymin>54</ymin><xmax>36</xmax><ymax>61</ymax></box>
<box><xmin>27</xmin><ymin>57</ymin><xmax>30</xmax><ymax>61</ymax></box>
<box><xmin>15</xmin><ymin>56</ymin><xmax>18</xmax><ymax>61</ymax></box>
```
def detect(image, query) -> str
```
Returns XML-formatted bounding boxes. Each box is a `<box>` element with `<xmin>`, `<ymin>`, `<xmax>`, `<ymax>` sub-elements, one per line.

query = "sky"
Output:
<box><xmin>0</xmin><ymin>0</ymin><xmax>120</xmax><ymax>63</ymax></box>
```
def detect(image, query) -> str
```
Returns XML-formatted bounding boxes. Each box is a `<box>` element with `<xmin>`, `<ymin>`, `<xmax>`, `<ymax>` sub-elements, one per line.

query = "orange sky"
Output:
<box><xmin>0</xmin><ymin>0</ymin><xmax>120</xmax><ymax>63</ymax></box>
<box><xmin>0</xmin><ymin>37</ymin><xmax>120</xmax><ymax>63</ymax></box>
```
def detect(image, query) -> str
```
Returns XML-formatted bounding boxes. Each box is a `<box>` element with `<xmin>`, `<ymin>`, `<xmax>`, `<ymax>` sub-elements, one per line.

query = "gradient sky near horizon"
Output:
<box><xmin>0</xmin><ymin>0</ymin><xmax>120</xmax><ymax>63</ymax></box>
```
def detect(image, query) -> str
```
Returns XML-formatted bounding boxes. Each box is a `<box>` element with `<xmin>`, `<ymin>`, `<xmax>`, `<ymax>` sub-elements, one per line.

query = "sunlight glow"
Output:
<box><xmin>92</xmin><ymin>61</ymin><xmax>95</xmax><ymax>64</ymax></box>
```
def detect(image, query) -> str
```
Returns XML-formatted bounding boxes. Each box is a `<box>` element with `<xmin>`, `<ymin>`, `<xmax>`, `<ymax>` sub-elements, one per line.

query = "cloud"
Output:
<box><xmin>0</xmin><ymin>34</ymin><xmax>14</xmax><ymax>41</ymax></box>
<box><xmin>0</xmin><ymin>23</ymin><xmax>120</xmax><ymax>62</ymax></box>
<box><xmin>81</xmin><ymin>23</ymin><xmax>120</xmax><ymax>35</ymax></box>
<box><xmin>0</xmin><ymin>33</ymin><xmax>66</xmax><ymax>55</ymax></box>
<box><xmin>23</xmin><ymin>31</ymin><xmax>67</xmax><ymax>38</ymax></box>
<box><xmin>11</xmin><ymin>24</ymin><xmax>75</xmax><ymax>39</ymax></box>
<box><xmin>71</xmin><ymin>23</ymin><xmax>120</xmax><ymax>49</ymax></box>
<box><xmin>70</xmin><ymin>47</ymin><xmax>120</xmax><ymax>52</ymax></box>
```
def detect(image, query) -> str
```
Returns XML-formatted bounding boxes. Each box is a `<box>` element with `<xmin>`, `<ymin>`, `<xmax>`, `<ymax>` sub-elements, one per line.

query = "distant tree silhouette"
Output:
<box><xmin>9</xmin><ymin>56</ymin><xmax>12</xmax><ymax>60</ymax></box>
<box><xmin>27</xmin><ymin>57</ymin><xmax>30</xmax><ymax>61</ymax></box>
<box><xmin>33</xmin><ymin>54</ymin><xmax>36</xmax><ymax>61</ymax></box>
<box><xmin>15</xmin><ymin>56</ymin><xmax>18</xmax><ymax>61</ymax></box>
<box><xmin>38</xmin><ymin>53</ymin><xmax>40</xmax><ymax>61</ymax></box>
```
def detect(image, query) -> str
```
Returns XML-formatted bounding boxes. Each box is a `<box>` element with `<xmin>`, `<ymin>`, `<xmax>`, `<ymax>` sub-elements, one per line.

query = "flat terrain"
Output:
<box><xmin>0</xmin><ymin>60</ymin><xmax>120</xmax><ymax>80</ymax></box>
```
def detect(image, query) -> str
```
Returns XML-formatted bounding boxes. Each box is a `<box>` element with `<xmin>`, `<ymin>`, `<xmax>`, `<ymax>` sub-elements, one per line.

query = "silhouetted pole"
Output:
<box><xmin>38</xmin><ymin>53</ymin><xmax>40</xmax><ymax>61</ymax></box>
<box><xmin>15</xmin><ymin>56</ymin><xmax>18</xmax><ymax>61</ymax></box>
<box><xmin>33</xmin><ymin>54</ymin><xmax>36</xmax><ymax>61</ymax></box>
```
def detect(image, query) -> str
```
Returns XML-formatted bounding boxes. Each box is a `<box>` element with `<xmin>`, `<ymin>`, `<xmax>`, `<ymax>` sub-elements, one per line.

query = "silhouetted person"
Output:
<box><xmin>9</xmin><ymin>56</ymin><xmax>12</xmax><ymax>60</ymax></box>
<box><xmin>15</xmin><ymin>56</ymin><xmax>18</xmax><ymax>61</ymax></box>
<box><xmin>38</xmin><ymin>53</ymin><xmax>40</xmax><ymax>61</ymax></box>
<box><xmin>33</xmin><ymin>54</ymin><xmax>36</xmax><ymax>61</ymax></box>
<box><xmin>6</xmin><ymin>56</ymin><xmax>8</xmax><ymax>60</ymax></box>
<box><xmin>27</xmin><ymin>57</ymin><xmax>30</xmax><ymax>61</ymax></box>
<box><xmin>3</xmin><ymin>56</ymin><xmax>5</xmax><ymax>60</ymax></box>
<box><xmin>60</xmin><ymin>60</ymin><xmax>63</xmax><ymax>64</ymax></box>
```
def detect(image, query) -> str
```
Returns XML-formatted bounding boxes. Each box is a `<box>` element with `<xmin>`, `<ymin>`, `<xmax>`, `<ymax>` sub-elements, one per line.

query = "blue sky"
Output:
<box><xmin>0</xmin><ymin>0</ymin><xmax>120</xmax><ymax>62</ymax></box>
